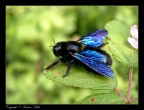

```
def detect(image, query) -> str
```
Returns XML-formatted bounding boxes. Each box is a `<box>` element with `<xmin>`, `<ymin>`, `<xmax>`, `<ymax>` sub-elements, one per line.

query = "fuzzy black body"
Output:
<box><xmin>53</xmin><ymin>41</ymin><xmax>82</xmax><ymax>58</ymax></box>
<box><xmin>44</xmin><ymin>30</ymin><xmax>114</xmax><ymax>77</ymax></box>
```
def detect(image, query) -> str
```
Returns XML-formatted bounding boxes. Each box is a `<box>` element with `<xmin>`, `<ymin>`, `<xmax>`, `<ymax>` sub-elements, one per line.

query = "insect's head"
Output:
<box><xmin>49</xmin><ymin>35</ymin><xmax>62</xmax><ymax>56</ymax></box>
<box><xmin>53</xmin><ymin>42</ymin><xmax>64</xmax><ymax>56</ymax></box>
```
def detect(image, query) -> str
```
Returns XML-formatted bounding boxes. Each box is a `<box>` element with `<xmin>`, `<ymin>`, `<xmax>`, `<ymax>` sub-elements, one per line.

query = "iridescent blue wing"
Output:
<box><xmin>72</xmin><ymin>49</ymin><xmax>114</xmax><ymax>77</ymax></box>
<box><xmin>78</xmin><ymin>49</ymin><xmax>107</xmax><ymax>63</ymax></box>
<box><xmin>78</xmin><ymin>30</ymin><xmax>108</xmax><ymax>48</ymax></box>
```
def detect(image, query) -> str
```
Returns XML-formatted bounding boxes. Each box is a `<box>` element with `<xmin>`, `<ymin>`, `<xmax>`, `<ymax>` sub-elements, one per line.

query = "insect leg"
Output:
<box><xmin>44</xmin><ymin>58</ymin><xmax>62</xmax><ymax>70</ymax></box>
<box><xmin>62</xmin><ymin>59</ymin><xmax>74</xmax><ymax>77</ymax></box>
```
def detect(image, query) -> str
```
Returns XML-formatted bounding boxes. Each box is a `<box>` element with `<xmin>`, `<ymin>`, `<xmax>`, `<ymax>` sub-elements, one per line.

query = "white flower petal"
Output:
<box><xmin>128</xmin><ymin>37</ymin><xmax>138</xmax><ymax>49</ymax></box>
<box><xmin>130</xmin><ymin>25</ymin><xmax>138</xmax><ymax>39</ymax></box>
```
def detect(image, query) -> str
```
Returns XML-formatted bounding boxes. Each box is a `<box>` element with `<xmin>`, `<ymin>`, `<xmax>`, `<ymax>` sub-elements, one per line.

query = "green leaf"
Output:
<box><xmin>43</xmin><ymin>60</ymin><xmax>117</xmax><ymax>90</ymax></box>
<box><xmin>130</xmin><ymin>99</ymin><xmax>138</xmax><ymax>104</ymax></box>
<box><xmin>79</xmin><ymin>91</ymin><xmax>125</xmax><ymax>104</ymax></box>
<box><xmin>105</xmin><ymin>20</ymin><xmax>138</xmax><ymax>68</ymax></box>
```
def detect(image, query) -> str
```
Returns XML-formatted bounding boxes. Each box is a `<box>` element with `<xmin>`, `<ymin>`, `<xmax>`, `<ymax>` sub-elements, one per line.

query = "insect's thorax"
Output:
<box><xmin>61</xmin><ymin>41</ymin><xmax>82</xmax><ymax>57</ymax></box>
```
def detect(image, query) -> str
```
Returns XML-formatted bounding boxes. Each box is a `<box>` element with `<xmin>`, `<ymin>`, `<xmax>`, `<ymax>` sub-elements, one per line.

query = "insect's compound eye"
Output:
<box><xmin>53</xmin><ymin>46</ymin><xmax>61</xmax><ymax>56</ymax></box>
<box><xmin>53</xmin><ymin>42</ymin><xmax>63</xmax><ymax>56</ymax></box>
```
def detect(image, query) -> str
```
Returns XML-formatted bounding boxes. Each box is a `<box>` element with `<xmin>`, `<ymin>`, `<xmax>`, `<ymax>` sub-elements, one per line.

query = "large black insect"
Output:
<box><xmin>44</xmin><ymin>30</ymin><xmax>114</xmax><ymax>78</ymax></box>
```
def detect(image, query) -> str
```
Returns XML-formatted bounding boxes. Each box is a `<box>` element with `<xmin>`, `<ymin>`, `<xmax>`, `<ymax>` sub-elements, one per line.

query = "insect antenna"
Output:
<box><xmin>49</xmin><ymin>35</ymin><xmax>56</xmax><ymax>47</ymax></box>
<box><xmin>51</xmin><ymin>35</ymin><xmax>56</xmax><ymax>44</ymax></box>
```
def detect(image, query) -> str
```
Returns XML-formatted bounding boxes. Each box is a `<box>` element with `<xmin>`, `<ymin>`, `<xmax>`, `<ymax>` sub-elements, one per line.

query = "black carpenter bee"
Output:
<box><xmin>44</xmin><ymin>30</ymin><xmax>114</xmax><ymax>78</ymax></box>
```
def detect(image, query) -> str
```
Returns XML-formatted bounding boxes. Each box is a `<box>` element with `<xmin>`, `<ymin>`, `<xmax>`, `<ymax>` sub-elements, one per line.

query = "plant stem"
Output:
<box><xmin>114</xmin><ymin>87</ymin><xmax>127</xmax><ymax>103</ymax></box>
<box><xmin>126</xmin><ymin>67</ymin><xmax>133</xmax><ymax>104</ymax></box>
<box><xmin>35</xmin><ymin>59</ymin><xmax>42</xmax><ymax>104</ymax></box>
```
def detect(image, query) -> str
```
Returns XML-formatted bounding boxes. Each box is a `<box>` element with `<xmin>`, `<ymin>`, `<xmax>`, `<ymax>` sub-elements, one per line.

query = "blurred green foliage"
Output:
<box><xmin>6</xmin><ymin>6</ymin><xmax>138</xmax><ymax>104</ymax></box>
